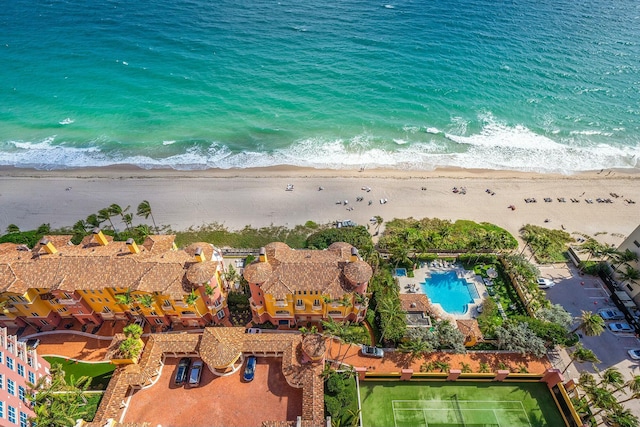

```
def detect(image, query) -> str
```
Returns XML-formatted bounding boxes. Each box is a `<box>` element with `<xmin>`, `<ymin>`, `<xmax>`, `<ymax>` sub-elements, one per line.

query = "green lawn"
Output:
<box><xmin>359</xmin><ymin>381</ymin><xmax>565</xmax><ymax>427</ymax></box>
<box><xmin>43</xmin><ymin>356</ymin><xmax>116</xmax><ymax>390</ymax></box>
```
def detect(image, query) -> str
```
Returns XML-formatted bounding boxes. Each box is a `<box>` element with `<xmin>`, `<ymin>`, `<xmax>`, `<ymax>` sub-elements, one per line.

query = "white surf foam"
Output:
<box><xmin>426</xmin><ymin>127</ymin><xmax>440</xmax><ymax>134</ymax></box>
<box><xmin>1</xmin><ymin>126</ymin><xmax>638</xmax><ymax>174</ymax></box>
<box><xmin>162</xmin><ymin>140</ymin><xmax>176</xmax><ymax>145</ymax></box>
<box><xmin>59</xmin><ymin>118</ymin><xmax>74</xmax><ymax>125</ymax></box>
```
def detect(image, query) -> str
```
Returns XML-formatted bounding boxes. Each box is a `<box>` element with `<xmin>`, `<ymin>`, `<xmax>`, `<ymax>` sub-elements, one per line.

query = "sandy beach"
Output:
<box><xmin>0</xmin><ymin>166</ymin><xmax>638</xmax><ymax>246</ymax></box>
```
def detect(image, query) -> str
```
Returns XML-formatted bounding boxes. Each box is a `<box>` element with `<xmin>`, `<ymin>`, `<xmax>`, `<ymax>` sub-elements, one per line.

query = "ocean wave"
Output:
<box><xmin>0</xmin><ymin>129</ymin><xmax>638</xmax><ymax>174</ymax></box>
<box><xmin>59</xmin><ymin>118</ymin><xmax>74</xmax><ymax>125</ymax></box>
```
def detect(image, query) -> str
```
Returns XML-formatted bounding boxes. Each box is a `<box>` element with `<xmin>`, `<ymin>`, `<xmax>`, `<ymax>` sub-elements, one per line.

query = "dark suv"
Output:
<box><xmin>174</xmin><ymin>358</ymin><xmax>191</xmax><ymax>386</ymax></box>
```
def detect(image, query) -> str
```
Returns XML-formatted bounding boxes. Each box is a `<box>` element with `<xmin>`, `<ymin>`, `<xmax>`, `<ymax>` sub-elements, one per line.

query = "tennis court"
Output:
<box><xmin>359</xmin><ymin>382</ymin><xmax>565</xmax><ymax>427</ymax></box>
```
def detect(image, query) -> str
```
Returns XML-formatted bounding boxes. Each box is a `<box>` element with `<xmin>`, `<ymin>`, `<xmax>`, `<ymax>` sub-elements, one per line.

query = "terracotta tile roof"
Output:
<box><xmin>142</xmin><ymin>235</ymin><xmax>177</xmax><ymax>253</ymax></box>
<box><xmin>0</xmin><ymin>235</ymin><xmax>204</xmax><ymax>298</ymax></box>
<box><xmin>400</xmin><ymin>293</ymin><xmax>432</xmax><ymax>313</ymax></box>
<box><xmin>186</xmin><ymin>261</ymin><xmax>219</xmax><ymax>284</ymax></box>
<box><xmin>199</xmin><ymin>327</ymin><xmax>244</xmax><ymax>369</ymax></box>
<box><xmin>245</xmin><ymin>242</ymin><xmax>371</xmax><ymax>299</ymax></box>
<box><xmin>183</xmin><ymin>242</ymin><xmax>214</xmax><ymax>261</ymax></box>
<box><xmin>456</xmin><ymin>319</ymin><xmax>483</xmax><ymax>340</ymax></box>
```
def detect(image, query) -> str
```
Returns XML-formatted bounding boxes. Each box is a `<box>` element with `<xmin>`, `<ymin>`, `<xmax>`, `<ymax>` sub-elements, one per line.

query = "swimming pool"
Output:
<box><xmin>420</xmin><ymin>271</ymin><xmax>477</xmax><ymax>314</ymax></box>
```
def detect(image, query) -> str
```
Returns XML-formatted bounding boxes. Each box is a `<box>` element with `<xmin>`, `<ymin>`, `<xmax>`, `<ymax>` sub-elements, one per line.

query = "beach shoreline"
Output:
<box><xmin>1</xmin><ymin>165</ymin><xmax>638</xmax><ymax>247</ymax></box>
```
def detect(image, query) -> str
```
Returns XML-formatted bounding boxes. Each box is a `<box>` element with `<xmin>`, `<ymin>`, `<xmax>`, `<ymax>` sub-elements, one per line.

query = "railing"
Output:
<box><xmin>295</xmin><ymin>303</ymin><xmax>305</xmax><ymax>311</ymax></box>
<box><xmin>274</xmin><ymin>300</ymin><xmax>288</xmax><ymax>307</ymax></box>
<box><xmin>57</xmin><ymin>298</ymin><xmax>79</xmax><ymax>305</ymax></box>
<box><xmin>312</xmin><ymin>304</ymin><xmax>322</xmax><ymax>311</ymax></box>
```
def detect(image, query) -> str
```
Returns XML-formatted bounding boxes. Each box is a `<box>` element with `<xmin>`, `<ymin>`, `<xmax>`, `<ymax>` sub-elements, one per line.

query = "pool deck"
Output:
<box><xmin>396</xmin><ymin>263</ymin><xmax>487</xmax><ymax>322</ymax></box>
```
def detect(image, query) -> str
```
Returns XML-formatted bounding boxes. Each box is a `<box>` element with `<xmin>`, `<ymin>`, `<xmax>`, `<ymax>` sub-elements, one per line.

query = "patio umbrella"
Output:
<box><xmin>486</xmin><ymin>268</ymin><xmax>498</xmax><ymax>279</ymax></box>
<box><xmin>186</xmin><ymin>261</ymin><xmax>218</xmax><ymax>284</ymax></box>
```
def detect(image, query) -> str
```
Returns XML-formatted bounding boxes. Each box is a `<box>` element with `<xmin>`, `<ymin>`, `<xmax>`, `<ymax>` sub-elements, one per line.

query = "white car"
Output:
<box><xmin>628</xmin><ymin>349</ymin><xmax>640</xmax><ymax>360</ymax></box>
<box><xmin>607</xmin><ymin>323</ymin><xmax>634</xmax><ymax>333</ymax></box>
<box><xmin>598</xmin><ymin>308</ymin><xmax>625</xmax><ymax>321</ymax></box>
<box><xmin>536</xmin><ymin>278</ymin><xmax>555</xmax><ymax>289</ymax></box>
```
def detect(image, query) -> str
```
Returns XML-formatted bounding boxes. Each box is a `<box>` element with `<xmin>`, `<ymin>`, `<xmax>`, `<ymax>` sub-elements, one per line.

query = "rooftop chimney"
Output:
<box><xmin>92</xmin><ymin>228</ymin><xmax>109</xmax><ymax>246</ymax></box>
<box><xmin>126</xmin><ymin>238</ymin><xmax>140</xmax><ymax>254</ymax></box>
<box><xmin>259</xmin><ymin>247</ymin><xmax>267</xmax><ymax>263</ymax></box>
<box><xmin>194</xmin><ymin>247</ymin><xmax>205</xmax><ymax>263</ymax></box>
<box><xmin>350</xmin><ymin>247</ymin><xmax>359</xmax><ymax>262</ymax></box>
<box><xmin>39</xmin><ymin>238</ymin><xmax>58</xmax><ymax>255</ymax></box>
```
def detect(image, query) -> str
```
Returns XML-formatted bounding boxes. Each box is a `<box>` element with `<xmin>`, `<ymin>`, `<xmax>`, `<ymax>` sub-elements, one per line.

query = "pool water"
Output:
<box><xmin>420</xmin><ymin>271</ymin><xmax>476</xmax><ymax>314</ymax></box>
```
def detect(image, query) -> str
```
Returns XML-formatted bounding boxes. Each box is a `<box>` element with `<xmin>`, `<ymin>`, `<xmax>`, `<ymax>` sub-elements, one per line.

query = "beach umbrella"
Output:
<box><xmin>487</xmin><ymin>268</ymin><xmax>498</xmax><ymax>279</ymax></box>
<box><xmin>186</xmin><ymin>261</ymin><xmax>218</xmax><ymax>284</ymax></box>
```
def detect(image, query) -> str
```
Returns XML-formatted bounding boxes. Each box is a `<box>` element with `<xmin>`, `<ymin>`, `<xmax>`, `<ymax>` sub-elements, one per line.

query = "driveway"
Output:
<box><xmin>122</xmin><ymin>357</ymin><xmax>303</xmax><ymax>427</ymax></box>
<box><xmin>540</xmin><ymin>264</ymin><xmax>640</xmax><ymax>414</ymax></box>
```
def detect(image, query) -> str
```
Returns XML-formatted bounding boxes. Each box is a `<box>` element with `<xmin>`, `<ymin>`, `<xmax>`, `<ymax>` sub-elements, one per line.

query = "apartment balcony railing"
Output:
<box><xmin>312</xmin><ymin>304</ymin><xmax>322</xmax><ymax>311</ymax></box>
<box><xmin>295</xmin><ymin>303</ymin><xmax>305</xmax><ymax>311</ymax></box>
<box><xmin>57</xmin><ymin>298</ymin><xmax>79</xmax><ymax>305</ymax></box>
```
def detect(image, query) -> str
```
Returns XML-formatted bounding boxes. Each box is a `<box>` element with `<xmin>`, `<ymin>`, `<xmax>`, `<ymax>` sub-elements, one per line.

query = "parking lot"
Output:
<box><xmin>540</xmin><ymin>263</ymin><xmax>640</xmax><ymax>414</ymax></box>
<box><xmin>122</xmin><ymin>356</ymin><xmax>303</xmax><ymax>426</ymax></box>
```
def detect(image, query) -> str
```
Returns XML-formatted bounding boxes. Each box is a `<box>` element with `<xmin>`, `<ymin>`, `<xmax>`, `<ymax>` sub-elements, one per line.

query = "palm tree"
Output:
<box><xmin>599</xmin><ymin>407</ymin><xmax>639</xmax><ymax>427</ymax></box>
<box><xmin>571</xmin><ymin>310</ymin><xmax>605</xmax><ymax>337</ymax></box>
<box><xmin>617</xmin><ymin>376</ymin><xmax>640</xmax><ymax>405</ymax></box>
<box><xmin>135</xmin><ymin>224</ymin><xmax>151</xmax><ymax>239</ymax></box>
<box><xmin>97</xmin><ymin>208</ymin><xmax>116</xmax><ymax>233</ymax></box>
<box><xmin>562</xmin><ymin>344</ymin><xmax>600</xmax><ymax>374</ymax></box>
<box><xmin>85</xmin><ymin>213</ymin><xmax>102</xmax><ymax>228</ymax></box>
<box><xmin>110</xmin><ymin>203</ymin><xmax>131</xmax><ymax>232</ymax></box>
<box><xmin>613</xmin><ymin>249</ymin><xmax>639</xmax><ymax>273</ymax></box>
<box><xmin>122</xmin><ymin>213</ymin><xmax>134</xmax><ymax>233</ymax></box>
<box><xmin>598</xmin><ymin>367</ymin><xmax>625</xmax><ymax>390</ymax></box>
<box><xmin>399</xmin><ymin>339</ymin><xmax>432</xmax><ymax>366</ymax></box>
<box><xmin>581</xmin><ymin>239</ymin><xmax>606</xmax><ymax>265</ymax></box>
<box><xmin>618</xmin><ymin>266</ymin><xmax>640</xmax><ymax>287</ymax></box>
<box><xmin>373</xmin><ymin>215</ymin><xmax>383</xmax><ymax>234</ymax></box>
<box><xmin>137</xmin><ymin>200</ymin><xmax>158</xmax><ymax>233</ymax></box>
<box><xmin>185</xmin><ymin>290</ymin><xmax>202</xmax><ymax>318</ymax></box>
<box><xmin>5</xmin><ymin>224</ymin><xmax>20</xmax><ymax>233</ymax></box>
<box><xmin>376</xmin><ymin>296</ymin><xmax>407</xmax><ymax>343</ymax></box>
<box><xmin>585</xmin><ymin>387</ymin><xmax>620</xmax><ymax>422</ymax></box>
<box><xmin>115</xmin><ymin>290</ymin><xmax>133</xmax><ymax>307</ymax></box>
<box><xmin>136</xmin><ymin>294</ymin><xmax>154</xmax><ymax>308</ymax></box>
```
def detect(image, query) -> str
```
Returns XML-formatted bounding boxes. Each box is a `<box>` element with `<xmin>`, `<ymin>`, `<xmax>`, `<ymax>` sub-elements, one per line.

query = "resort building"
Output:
<box><xmin>0</xmin><ymin>327</ymin><xmax>50</xmax><ymax>426</ymax></box>
<box><xmin>617</xmin><ymin>224</ymin><xmax>640</xmax><ymax>305</ymax></box>
<box><xmin>243</xmin><ymin>242</ymin><xmax>373</xmax><ymax>328</ymax></box>
<box><xmin>0</xmin><ymin>231</ymin><xmax>229</xmax><ymax>331</ymax></box>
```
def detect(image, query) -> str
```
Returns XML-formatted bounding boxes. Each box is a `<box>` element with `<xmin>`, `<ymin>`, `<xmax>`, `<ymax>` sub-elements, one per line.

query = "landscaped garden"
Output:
<box><xmin>42</xmin><ymin>356</ymin><xmax>116</xmax><ymax>390</ymax></box>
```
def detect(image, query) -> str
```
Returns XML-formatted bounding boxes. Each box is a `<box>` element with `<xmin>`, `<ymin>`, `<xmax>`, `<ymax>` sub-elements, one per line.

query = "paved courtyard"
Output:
<box><xmin>122</xmin><ymin>357</ymin><xmax>303</xmax><ymax>427</ymax></box>
<box><xmin>539</xmin><ymin>263</ymin><xmax>640</xmax><ymax>414</ymax></box>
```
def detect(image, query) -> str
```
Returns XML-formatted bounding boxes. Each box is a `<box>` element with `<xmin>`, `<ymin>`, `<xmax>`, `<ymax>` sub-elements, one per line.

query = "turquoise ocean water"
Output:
<box><xmin>1</xmin><ymin>0</ymin><xmax>639</xmax><ymax>172</ymax></box>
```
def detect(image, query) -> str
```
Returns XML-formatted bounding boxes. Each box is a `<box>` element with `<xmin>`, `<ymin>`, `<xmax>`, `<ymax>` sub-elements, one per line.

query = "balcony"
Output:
<box><xmin>328</xmin><ymin>310</ymin><xmax>343</xmax><ymax>317</ymax></box>
<box><xmin>274</xmin><ymin>300</ymin><xmax>288</xmax><ymax>308</ymax></box>
<box><xmin>274</xmin><ymin>310</ymin><xmax>291</xmax><ymax>317</ymax></box>
<box><xmin>57</xmin><ymin>298</ymin><xmax>79</xmax><ymax>305</ymax></box>
<box><xmin>100</xmin><ymin>312</ymin><xmax>115</xmax><ymax>319</ymax></box>
<box><xmin>312</xmin><ymin>304</ymin><xmax>322</xmax><ymax>311</ymax></box>
<box><xmin>295</xmin><ymin>302</ymin><xmax>305</xmax><ymax>311</ymax></box>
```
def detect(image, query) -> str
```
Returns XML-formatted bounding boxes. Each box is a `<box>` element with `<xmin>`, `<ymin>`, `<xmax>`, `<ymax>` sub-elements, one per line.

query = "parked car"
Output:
<box><xmin>628</xmin><ymin>349</ymin><xmax>640</xmax><ymax>360</ymax></box>
<box><xmin>598</xmin><ymin>308</ymin><xmax>625</xmax><ymax>321</ymax></box>
<box><xmin>174</xmin><ymin>357</ymin><xmax>191</xmax><ymax>386</ymax></box>
<box><xmin>245</xmin><ymin>328</ymin><xmax>262</xmax><ymax>334</ymax></box>
<box><xmin>536</xmin><ymin>278</ymin><xmax>555</xmax><ymax>289</ymax></box>
<box><xmin>607</xmin><ymin>323</ymin><xmax>634</xmax><ymax>333</ymax></box>
<box><xmin>361</xmin><ymin>345</ymin><xmax>384</xmax><ymax>358</ymax></box>
<box><xmin>188</xmin><ymin>360</ymin><xmax>204</xmax><ymax>387</ymax></box>
<box><xmin>243</xmin><ymin>356</ymin><xmax>257</xmax><ymax>382</ymax></box>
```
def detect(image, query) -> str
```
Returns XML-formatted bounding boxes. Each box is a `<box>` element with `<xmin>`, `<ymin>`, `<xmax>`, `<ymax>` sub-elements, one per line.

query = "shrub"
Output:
<box><xmin>327</xmin><ymin>374</ymin><xmax>345</xmax><ymax>394</ymax></box>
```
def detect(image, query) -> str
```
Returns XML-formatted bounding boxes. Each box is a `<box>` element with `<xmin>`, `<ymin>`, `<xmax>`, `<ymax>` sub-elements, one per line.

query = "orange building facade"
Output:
<box><xmin>0</xmin><ymin>231</ymin><xmax>229</xmax><ymax>331</ymax></box>
<box><xmin>243</xmin><ymin>242</ymin><xmax>373</xmax><ymax>328</ymax></box>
